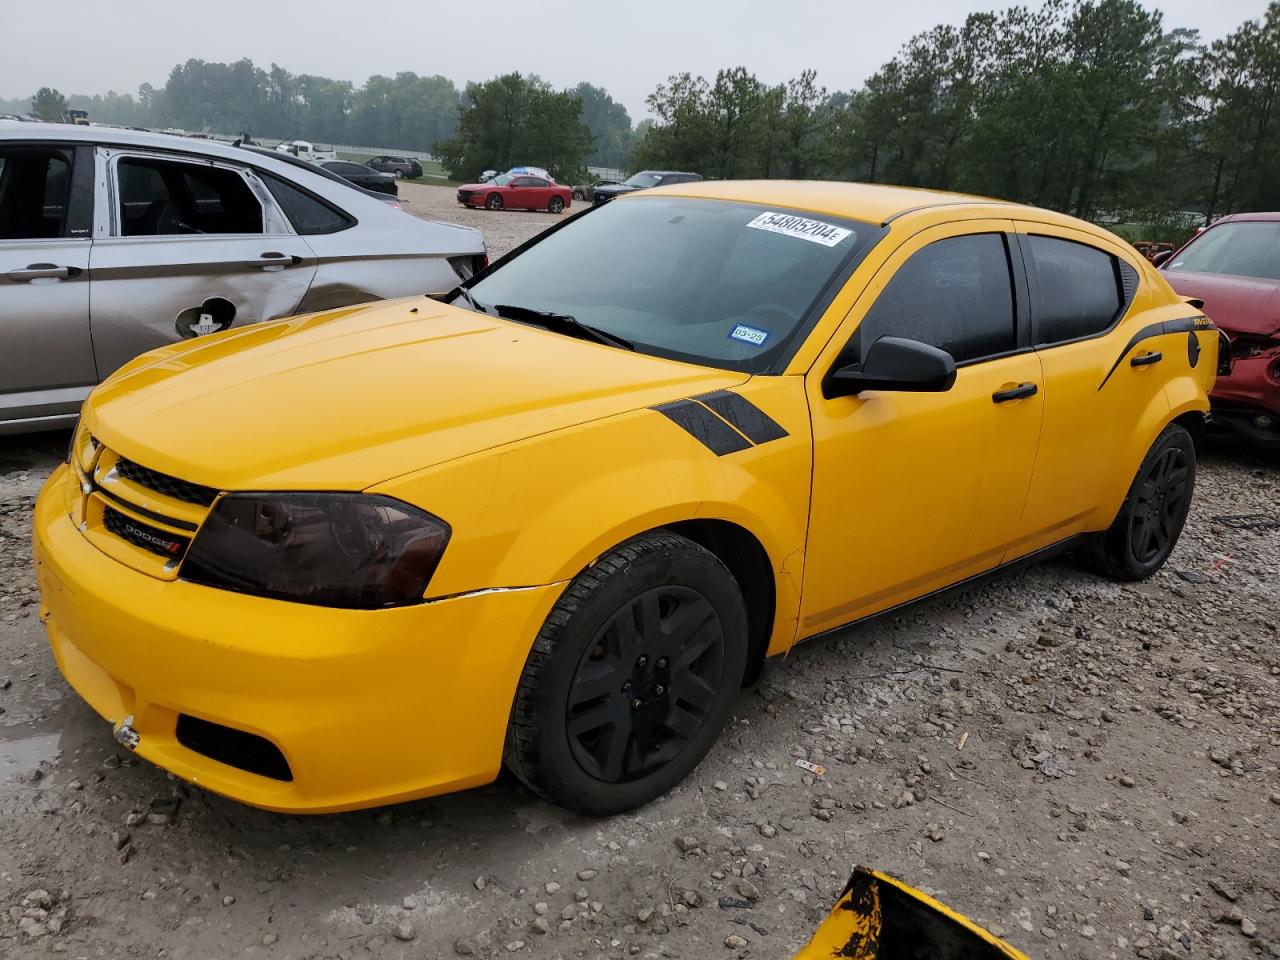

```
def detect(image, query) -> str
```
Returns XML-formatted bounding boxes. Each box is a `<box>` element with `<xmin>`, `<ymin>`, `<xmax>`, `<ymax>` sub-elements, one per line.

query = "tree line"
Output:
<box><xmin>634</xmin><ymin>0</ymin><xmax>1280</xmax><ymax>228</ymax></box>
<box><xmin>2</xmin><ymin>63</ymin><xmax>636</xmax><ymax>169</ymax></box>
<box><xmin>5</xmin><ymin>0</ymin><xmax>1277</xmax><ymax>225</ymax></box>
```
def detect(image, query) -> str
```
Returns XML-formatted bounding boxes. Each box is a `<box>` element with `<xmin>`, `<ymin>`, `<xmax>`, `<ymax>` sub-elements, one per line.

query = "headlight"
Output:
<box><xmin>182</xmin><ymin>493</ymin><xmax>451</xmax><ymax>609</ymax></box>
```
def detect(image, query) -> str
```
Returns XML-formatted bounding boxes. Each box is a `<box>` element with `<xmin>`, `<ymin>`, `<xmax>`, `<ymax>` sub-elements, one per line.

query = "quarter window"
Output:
<box><xmin>0</xmin><ymin>146</ymin><xmax>73</xmax><ymax>239</ymax></box>
<box><xmin>117</xmin><ymin>157</ymin><xmax>263</xmax><ymax>236</ymax></box>
<box><xmin>1026</xmin><ymin>235</ymin><xmax>1123</xmax><ymax>344</ymax></box>
<box><xmin>857</xmin><ymin>233</ymin><xmax>1017</xmax><ymax>364</ymax></box>
<box><xmin>260</xmin><ymin>173</ymin><xmax>353</xmax><ymax>234</ymax></box>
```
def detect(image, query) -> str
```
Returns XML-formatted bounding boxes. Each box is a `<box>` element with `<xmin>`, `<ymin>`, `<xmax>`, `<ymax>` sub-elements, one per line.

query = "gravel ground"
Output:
<box><xmin>1</xmin><ymin>194</ymin><xmax>1277</xmax><ymax>958</ymax></box>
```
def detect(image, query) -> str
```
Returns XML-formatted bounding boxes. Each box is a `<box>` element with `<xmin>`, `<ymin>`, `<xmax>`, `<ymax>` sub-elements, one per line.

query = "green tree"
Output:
<box><xmin>435</xmin><ymin>73</ymin><xmax>593</xmax><ymax>183</ymax></box>
<box><xmin>31</xmin><ymin>87</ymin><xmax>68</xmax><ymax>122</ymax></box>
<box><xmin>574</xmin><ymin>82</ymin><xmax>634</xmax><ymax>167</ymax></box>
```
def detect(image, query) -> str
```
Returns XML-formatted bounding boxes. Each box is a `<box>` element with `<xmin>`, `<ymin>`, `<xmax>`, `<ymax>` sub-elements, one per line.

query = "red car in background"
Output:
<box><xmin>1161</xmin><ymin>213</ymin><xmax>1280</xmax><ymax>446</ymax></box>
<box><xmin>457</xmin><ymin>174</ymin><xmax>572</xmax><ymax>213</ymax></box>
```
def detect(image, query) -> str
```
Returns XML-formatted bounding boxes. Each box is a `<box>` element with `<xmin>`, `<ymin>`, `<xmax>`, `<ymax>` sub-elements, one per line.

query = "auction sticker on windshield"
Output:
<box><xmin>746</xmin><ymin>211</ymin><xmax>852</xmax><ymax>247</ymax></box>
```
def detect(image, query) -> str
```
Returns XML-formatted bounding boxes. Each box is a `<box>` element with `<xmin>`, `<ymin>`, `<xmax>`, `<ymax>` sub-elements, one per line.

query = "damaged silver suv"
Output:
<box><xmin>0</xmin><ymin>124</ymin><xmax>486</xmax><ymax>434</ymax></box>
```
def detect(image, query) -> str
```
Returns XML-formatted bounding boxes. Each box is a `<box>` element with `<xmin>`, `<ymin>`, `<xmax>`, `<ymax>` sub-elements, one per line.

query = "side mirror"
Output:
<box><xmin>823</xmin><ymin>336</ymin><xmax>957</xmax><ymax>399</ymax></box>
<box><xmin>1152</xmin><ymin>250</ymin><xmax>1173</xmax><ymax>267</ymax></box>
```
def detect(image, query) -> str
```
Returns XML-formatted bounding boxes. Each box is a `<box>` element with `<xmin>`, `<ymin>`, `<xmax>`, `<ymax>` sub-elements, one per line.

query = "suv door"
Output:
<box><xmin>88</xmin><ymin>148</ymin><xmax>317</xmax><ymax>378</ymax></box>
<box><xmin>0</xmin><ymin>141</ymin><xmax>97</xmax><ymax>429</ymax></box>
<box><xmin>800</xmin><ymin>222</ymin><xmax>1044</xmax><ymax>636</ymax></box>
<box><xmin>1009</xmin><ymin>224</ymin><xmax>1167</xmax><ymax>555</ymax></box>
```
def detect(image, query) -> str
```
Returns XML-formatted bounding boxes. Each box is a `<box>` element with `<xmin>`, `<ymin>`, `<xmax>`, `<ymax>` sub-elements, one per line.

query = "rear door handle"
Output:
<box><xmin>1130</xmin><ymin>350</ymin><xmax>1163</xmax><ymax>367</ymax></box>
<box><xmin>5</xmin><ymin>263</ymin><xmax>77</xmax><ymax>282</ymax></box>
<box><xmin>992</xmin><ymin>382</ymin><xmax>1038</xmax><ymax>403</ymax></box>
<box><xmin>246</xmin><ymin>252</ymin><xmax>301</xmax><ymax>269</ymax></box>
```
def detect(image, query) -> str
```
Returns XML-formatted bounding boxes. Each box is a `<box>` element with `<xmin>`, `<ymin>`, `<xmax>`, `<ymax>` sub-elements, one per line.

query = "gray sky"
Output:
<box><xmin>0</xmin><ymin>0</ymin><xmax>1268</xmax><ymax>119</ymax></box>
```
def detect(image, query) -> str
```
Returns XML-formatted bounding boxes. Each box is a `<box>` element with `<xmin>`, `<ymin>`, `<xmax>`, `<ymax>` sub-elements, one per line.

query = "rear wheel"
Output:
<box><xmin>572</xmin><ymin>188</ymin><xmax>584</xmax><ymax>201</ymax></box>
<box><xmin>485</xmin><ymin>193</ymin><xmax>503</xmax><ymax>210</ymax></box>
<box><xmin>505</xmin><ymin>531</ymin><xmax>747</xmax><ymax>814</ymax></box>
<box><xmin>394</xmin><ymin>169</ymin><xmax>404</xmax><ymax>179</ymax></box>
<box><xmin>548</xmin><ymin>195</ymin><xmax>565</xmax><ymax>214</ymax></box>
<box><xmin>1089</xmin><ymin>423</ymin><xmax>1196</xmax><ymax>580</ymax></box>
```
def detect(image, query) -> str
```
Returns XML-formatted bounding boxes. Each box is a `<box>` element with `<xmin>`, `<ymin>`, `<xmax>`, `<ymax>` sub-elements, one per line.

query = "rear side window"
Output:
<box><xmin>117</xmin><ymin>157</ymin><xmax>262</xmax><ymax>236</ymax></box>
<box><xmin>1026</xmin><ymin>235</ymin><xmax>1123</xmax><ymax>344</ymax></box>
<box><xmin>0</xmin><ymin>146</ymin><xmax>73</xmax><ymax>239</ymax></box>
<box><xmin>857</xmin><ymin>233</ymin><xmax>1017</xmax><ymax>364</ymax></box>
<box><xmin>260</xmin><ymin>173</ymin><xmax>353</xmax><ymax>234</ymax></box>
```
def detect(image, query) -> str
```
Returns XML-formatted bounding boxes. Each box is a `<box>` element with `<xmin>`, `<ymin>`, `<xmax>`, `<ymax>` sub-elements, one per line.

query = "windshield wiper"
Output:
<box><xmin>494</xmin><ymin>304</ymin><xmax>634</xmax><ymax>351</ymax></box>
<box><xmin>451</xmin><ymin>285</ymin><xmax>494</xmax><ymax>316</ymax></box>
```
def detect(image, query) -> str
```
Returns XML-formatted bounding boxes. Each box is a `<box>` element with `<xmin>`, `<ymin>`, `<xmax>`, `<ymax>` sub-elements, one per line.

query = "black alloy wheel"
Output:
<box><xmin>1088</xmin><ymin>422</ymin><xmax>1197</xmax><ymax>581</ymax></box>
<box><xmin>548</xmin><ymin>195</ymin><xmax>565</xmax><ymax>214</ymax></box>
<box><xmin>486</xmin><ymin>193</ymin><xmax>503</xmax><ymax>210</ymax></box>
<box><xmin>1129</xmin><ymin>445</ymin><xmax>1191</xmax><ymax>563</ymax></box>
<box><xmin>504</xmin><ymin>531</ymin><xmax>748</xmax><ymax>814</ymax></box>
<box><xmin>566</xmin><ymin>586</ymin><xmax>724</xmax><ymax>782</ymax></box>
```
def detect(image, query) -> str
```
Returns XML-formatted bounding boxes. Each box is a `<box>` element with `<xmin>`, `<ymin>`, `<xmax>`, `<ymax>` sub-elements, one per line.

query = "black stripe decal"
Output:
<box><xmin>1097</xmin><ymin>316</ymin><xmax>1200</xmax><ymax>391</ymax></box>
<box><xmin>653</xmin><ymin>400</ymin><xmax>752</xmax><ymax>456</ymax></box>
<box><xmin>696</xmin><ymin>391</ymin><xmax>789</xmax><ymax>445</ymax></box>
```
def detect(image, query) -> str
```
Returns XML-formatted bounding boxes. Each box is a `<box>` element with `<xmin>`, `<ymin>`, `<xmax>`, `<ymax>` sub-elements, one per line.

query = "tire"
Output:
<box><xmin>1088</xmin><ymin>423</ymin><xmax>1196</xmax><ymax>581</ymax></box>
<box><xmin>485</xmin><ymin>193</ymin><xmax>503</xmax><ymax>211</ymax></box>
<box><xmin>572</xmin><ymin>189</ymin><xmax>584</xmax><ymax>201</ymax></box>
<box><xmin>394</xmin><ymin>170</ymin><xmax>404</xmax><ymax>180</ymax></box>
<box><xmin>505</xmin><ymin>531</ymin><xmax>748</xmax><ymax>815</ymax></box>
<box><xmin>548</xmin><ymin>195</ymin><xmax>565</xmax><ymax>214</ymax></box>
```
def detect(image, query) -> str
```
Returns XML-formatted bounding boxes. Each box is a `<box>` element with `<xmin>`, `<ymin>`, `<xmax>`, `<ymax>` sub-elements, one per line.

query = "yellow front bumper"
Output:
<box><xmin>33</xmin><ymin>464</ymin><xmax>564</xmax><ymax>813</ymax></box>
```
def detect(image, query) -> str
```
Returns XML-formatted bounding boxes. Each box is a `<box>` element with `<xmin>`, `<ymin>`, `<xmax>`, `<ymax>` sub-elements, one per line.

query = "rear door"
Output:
<box><xmin>88</xmin><ymin>147</ymin><xmax>317</xmax><ymax>378</ymax></box>
<box><xmin>0</xmin><ymin>141</ymin><xmax>97</xmax><ymax>425</ymax></box>
<box><xmin>1009</xmin><ymin>224</ymin><xmax>1162</xmax><ymax>554</ymax></box>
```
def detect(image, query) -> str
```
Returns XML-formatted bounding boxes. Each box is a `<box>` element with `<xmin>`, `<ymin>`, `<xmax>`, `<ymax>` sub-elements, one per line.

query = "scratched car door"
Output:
<box><xmin>88</xmin><ymin>147</ymin><xmax>317</xmax><ymax>378</ymax></box>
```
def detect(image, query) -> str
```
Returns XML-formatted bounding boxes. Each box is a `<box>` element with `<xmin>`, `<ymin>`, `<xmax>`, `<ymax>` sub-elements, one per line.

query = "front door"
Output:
<box><xmin>88</xmin><ymin>148</ymin><xmax>317</xmax><ymax>378</ymax></box>
<box><xmin>800</xmin><ymin>222</ymin><xmax>1043</xmax><ymax>637</ymax></box>
<box><xmin>0</xmin><ymin>141</ymin><xmax>97</xmax><ymax>426</ymax></box>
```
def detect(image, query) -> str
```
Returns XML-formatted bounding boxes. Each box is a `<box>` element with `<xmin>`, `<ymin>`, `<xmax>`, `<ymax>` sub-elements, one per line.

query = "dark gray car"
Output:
<box><xmin>592</xmin><ymin>170</ymin><xmax>703</xmax><ymax>205</ymax></box>
<box><xmin>0</xmin><ymin>124</ymin><xmax>485</xmax><ymax>434</ymax></box>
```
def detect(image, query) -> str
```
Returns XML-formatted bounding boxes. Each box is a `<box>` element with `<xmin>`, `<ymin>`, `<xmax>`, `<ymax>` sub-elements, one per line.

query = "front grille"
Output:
<box><xmin>116</xmin><ymin>457</ymin><xmax>218</xmax><ymax>506</ymax></box>
<box><xmin>102</xmin><ymin>506</ymin><xmax>190</xmax><ymax>559</ymax></box>
<box><xmin>176</xmin><ymin>715</ymin><xmax>293</xmax><ymax>782</ymax></box>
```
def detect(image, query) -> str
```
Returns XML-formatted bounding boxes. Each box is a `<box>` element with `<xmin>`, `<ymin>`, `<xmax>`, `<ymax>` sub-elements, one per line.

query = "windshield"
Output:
<box><xmin>463</xmin><ymin>197</ymin><xmax>875</xmax><ymax>373</ymax></box>
<box><xmin>1166</xmin><ymin>221</ymin><xmax>1280</xmax><ymax>282</ymax></box>
<box><xmin>624</xmin><ymin>172</ymin><xmax>664</xmax><ymax>188</ymax></box>
<box><xmin>491</xmin><ymin>174</ymin><xmax>515</xmax><ymax>186</ymax></box>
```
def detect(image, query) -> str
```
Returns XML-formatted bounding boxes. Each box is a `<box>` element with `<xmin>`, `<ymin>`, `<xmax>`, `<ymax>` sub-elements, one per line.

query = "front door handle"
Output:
<box><xmin>1130</xmin><ymin>350</ymin><xmax>1163</xmax><ymax>367</ymax></box>
<box><xmin>246</xmin><ymin>252</ymin><xmax>301</xmax><ymax>269</ymax></box>
<box><xmin>5</xmin><ymin>263</ymin><xmax>77</xmax><ymax>282</ymax></box>
<box><xmin>992</xmin><ymin>382</ymin><xmax>1038</xmax><ymax>403</ymax></box>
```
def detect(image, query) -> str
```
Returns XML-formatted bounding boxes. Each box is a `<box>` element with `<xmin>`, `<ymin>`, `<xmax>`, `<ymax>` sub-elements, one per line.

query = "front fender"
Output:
<box><xmin>373</xmin><ymin>382</ymin><xmax>813</xmax><ymax>654</ymax></box>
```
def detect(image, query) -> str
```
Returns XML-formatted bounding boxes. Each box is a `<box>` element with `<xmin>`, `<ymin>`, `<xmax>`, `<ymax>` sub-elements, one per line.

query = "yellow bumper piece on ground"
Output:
<box><xmin>796</xmin><ymin>866</ymin><xmax>1030</xmax><ymax>960</ymax></box>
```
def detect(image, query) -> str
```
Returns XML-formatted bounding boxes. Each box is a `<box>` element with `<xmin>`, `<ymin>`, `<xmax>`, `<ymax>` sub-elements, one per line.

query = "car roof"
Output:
<box><xmin>633</xmin><ymin>178</ymin><xmax>1061</xmax><ymax>227</ymax></box>
<box><xmin>1210</xmin><ymin>212</ymin><xmax>1280</xmax><ymax>224</ymax></box>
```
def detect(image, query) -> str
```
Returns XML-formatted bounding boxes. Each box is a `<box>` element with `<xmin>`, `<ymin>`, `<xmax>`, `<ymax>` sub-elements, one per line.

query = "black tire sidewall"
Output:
<box><xmin>525</xmin><ymin>542</ymin><xmax>747</xmax><ymax>814</ymax></box>
<box><xmin>549</xmin><ymin>197</ymin><xmax>564</xmax><ymax>213</ymax></box>
<box><xmin>1103</xmin><ymin>424</ymin><xmax>1197</xmax><ymax>579</ymax></box>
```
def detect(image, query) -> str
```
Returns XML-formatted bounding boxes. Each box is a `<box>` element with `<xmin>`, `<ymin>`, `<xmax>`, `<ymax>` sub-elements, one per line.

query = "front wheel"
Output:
<box><xmin>548</xmin><ymin>195</ymin><xmax>565</xmax><ymax>214</ymax></box>
<box><xmin>505</xmin><ymin>532</ymin><xmax>747</xmax><ymax>815</ymax></box>
<box><xmin>1088</xmin><ymin>423</ymin><xmax>1196</xmax><ymax>580</ymax></box>
<box><xmin>485</xmin><ymin>193</ymin><xmax>503</xmax><ymax>210</ymax></box>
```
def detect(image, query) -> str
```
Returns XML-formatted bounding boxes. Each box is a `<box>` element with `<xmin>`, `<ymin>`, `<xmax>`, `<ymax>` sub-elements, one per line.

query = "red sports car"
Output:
<box><xmin>1162</xmin><ymin>213</ymin><xmax>1280</xmax><ymax>446</ymax></box>
<box><xmin>456</xmin><ymin>174</ymin><xmax>572</xmax><ymax>213</ymax></box>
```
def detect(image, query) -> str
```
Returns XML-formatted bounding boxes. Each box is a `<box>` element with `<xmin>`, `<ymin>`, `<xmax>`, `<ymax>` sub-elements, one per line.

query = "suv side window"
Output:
<box><xmin>856</xmin><ymin>232</ymin><xmax>1017</xmax><ymax>364</ymax></box>
<box><xmin>259</xmin><ymin>172</ymin><xmax>354</xmax><ymax>234</ymax></box>
<box><xmin>1025</xmin><ymin>234</ymin><xmax>1123</xmax><ymax>344</ymax></box>
<box><xmin>117</xmin><ymin>157</ymin><xmax>263</xmax><ymax>236</ymax></box>
<box><xmin>0</xmin><ymin>145</ymin><xmax>73</xmax><ymax>239</ymax></box>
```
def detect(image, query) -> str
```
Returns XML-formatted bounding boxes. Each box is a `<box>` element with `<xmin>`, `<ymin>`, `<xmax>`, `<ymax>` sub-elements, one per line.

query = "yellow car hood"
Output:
<box><xmin>86</xmin><ymin>300</ymin><xmax>746</xmax><ymax>490</ymax></box>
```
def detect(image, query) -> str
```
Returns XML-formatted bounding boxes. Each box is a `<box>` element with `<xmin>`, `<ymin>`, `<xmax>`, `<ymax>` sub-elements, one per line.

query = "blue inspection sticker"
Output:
<box><xmin>729</xmin><ymin>324</ymin><xmax>771</xmax><ymax>347</ymax></box>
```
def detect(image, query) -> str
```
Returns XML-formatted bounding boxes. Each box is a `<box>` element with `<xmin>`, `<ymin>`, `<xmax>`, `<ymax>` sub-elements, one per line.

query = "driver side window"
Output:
<box><xmin>116</xmin><ymin>156</ymin><xmax>264</xmax><ymax>237</ymax></box>
<box><xmin>856</xmin><ymin>232</ymin><xmax>1016</xmax><ymax>364</ymax></box>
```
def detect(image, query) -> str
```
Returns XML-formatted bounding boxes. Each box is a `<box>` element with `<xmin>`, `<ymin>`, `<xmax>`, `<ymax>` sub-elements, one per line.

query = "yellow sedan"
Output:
<box><xmin>33</xmin><ymin>180</ymin><xmax>1219</xmax><ymax>814</ymax></box>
